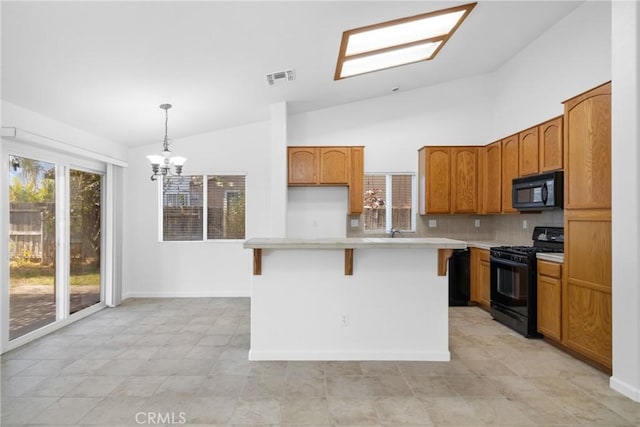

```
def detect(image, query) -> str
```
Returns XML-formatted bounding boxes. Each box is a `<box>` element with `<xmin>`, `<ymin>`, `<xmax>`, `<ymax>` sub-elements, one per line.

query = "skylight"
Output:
<box><xmin>335</xmin><ymin>3</ymin><xmax>477</xmax><ymax>80</ymax></box>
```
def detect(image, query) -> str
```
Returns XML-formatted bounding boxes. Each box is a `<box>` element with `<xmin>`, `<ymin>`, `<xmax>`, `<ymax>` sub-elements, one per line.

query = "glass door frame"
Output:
<box><xmin>1</xmin><ymin>141</ymin><xmax>109</xmax><ymax>352</ymax></box>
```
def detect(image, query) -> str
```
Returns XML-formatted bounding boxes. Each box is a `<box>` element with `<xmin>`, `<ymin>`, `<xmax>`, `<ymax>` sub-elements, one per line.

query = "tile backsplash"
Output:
<box><xmin>347</xmin><ymin>209</ymin><xmax>564</xmax><ymax>245</ymax></box>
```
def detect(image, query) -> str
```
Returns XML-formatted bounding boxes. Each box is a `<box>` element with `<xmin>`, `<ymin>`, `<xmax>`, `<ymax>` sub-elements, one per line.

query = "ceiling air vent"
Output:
<box><xmin>266</xmin><ymin>69</ymin><xmax>295</xmax><ymax>86</ymax></box>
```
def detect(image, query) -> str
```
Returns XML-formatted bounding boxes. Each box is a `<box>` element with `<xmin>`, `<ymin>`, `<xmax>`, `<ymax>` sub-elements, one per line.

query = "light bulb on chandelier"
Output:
<box><xmin>146</xmin><ymin>103</ymin><xmax>187</xmax><ymax>181</ymax></box>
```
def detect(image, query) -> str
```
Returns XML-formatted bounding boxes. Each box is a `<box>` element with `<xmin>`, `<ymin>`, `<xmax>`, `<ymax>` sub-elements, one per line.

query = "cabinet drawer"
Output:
<box><xmin>538</xmin><ymin>260</ymin><xmax>562</xmax><ymax>278</ymax></box>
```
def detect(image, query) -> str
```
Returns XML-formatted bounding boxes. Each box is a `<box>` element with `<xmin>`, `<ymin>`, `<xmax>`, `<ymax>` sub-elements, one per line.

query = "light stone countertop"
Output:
<box><xmin>467</xmin><ymin>241</ymin><xmax>506</xmax><ymax>251</ymax></box>
<box><xmin>243</xmin><ymin>237</ymin><xmax>467</xmax><ymax>250</ymax></box>
<box><xmin>537</xmin><ymin>252</ymin><xmax>564</xmax><ymax>263</ymax></box>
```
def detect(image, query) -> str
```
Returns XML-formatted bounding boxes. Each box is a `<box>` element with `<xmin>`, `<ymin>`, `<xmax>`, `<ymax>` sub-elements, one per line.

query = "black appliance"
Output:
<box><xmin>490</xmin><ymin>226</ymin><xmax>564</xmax><ymax>337</ymax></box>
<box><xmin>448</xmin><ymin>249</ymin><xmax>470</xmax><ymax>306</ymax></box>
<box><xmin>512</xmin><ymin>171</ymin><xmax>564</xmax><ymax>211</ymax></box>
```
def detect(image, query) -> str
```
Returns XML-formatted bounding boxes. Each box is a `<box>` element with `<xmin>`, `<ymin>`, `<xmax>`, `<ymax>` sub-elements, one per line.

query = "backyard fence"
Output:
<box><xmin>363</xmin><ymin>207</ymin><xmax>412</xmax><ymax>231</ymax></box>
<box><xmin>9</xmin><ymin>203</ymin><xmax>55</xmax><ymax>263</ymax></box>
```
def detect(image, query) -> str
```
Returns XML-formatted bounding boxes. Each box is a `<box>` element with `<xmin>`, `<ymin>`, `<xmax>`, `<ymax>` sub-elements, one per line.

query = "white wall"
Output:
<box><xmin>1</xmin><ymin>101</ymin><xmax>128</xmax><ymax>162</ymax></box>
<box><xmin>611</xmin><ymin>0</ymin><xmax>640</xmax><ymax>402</ymax></box>
<box><xmin>288</xmin><ymin>73</ymin><xmax>496</xmax><ymax>173</ymax></box>
<box><xmin>287</xmin><ymin>187</ymin><xmax>348</xmax><ymax>238</ymax></box>
<box><xmin>123</xmin><ymin>120</ymin><xmax>271</xmax><ymax>298</ymax></box>
<box><xmin>491</xmin><ymin>1</ymin><xmax>612</xmax><ymax>138</ymax></box>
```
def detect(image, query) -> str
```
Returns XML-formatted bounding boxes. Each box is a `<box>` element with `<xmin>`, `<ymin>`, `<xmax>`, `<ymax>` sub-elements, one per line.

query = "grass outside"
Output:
<box><xmin>10</xmin><ymin>261</ymin><xmax>100</xmax><ymax>287</ymax></box>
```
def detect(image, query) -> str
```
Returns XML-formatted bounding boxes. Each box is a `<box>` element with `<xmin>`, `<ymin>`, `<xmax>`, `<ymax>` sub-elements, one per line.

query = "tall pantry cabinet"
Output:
<box><xmin>562</xmin><ymin>82</ymin><xmax>612</xmax><ymax>371</ymax></box>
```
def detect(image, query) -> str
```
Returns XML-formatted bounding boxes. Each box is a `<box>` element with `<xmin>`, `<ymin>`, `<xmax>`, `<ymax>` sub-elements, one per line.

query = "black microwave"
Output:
<box><xmin>512</xmin><ymin>171</ymin><xmax>564</xmax><ymax>211</ymax></box>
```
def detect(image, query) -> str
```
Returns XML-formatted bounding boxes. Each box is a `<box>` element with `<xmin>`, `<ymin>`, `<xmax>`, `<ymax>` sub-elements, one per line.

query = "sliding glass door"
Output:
<box><xmin>8</xmin><ymin>156</ymin><xmax>57</xmax><ymax>339</ymax></box>
<box><xmin>69</xmin><ymin>169</ymin><xmax>102</xmax><ymax>314</ymax></box>
<box><xmin>7</xmin><ymin>154</ymin><xmax>104</xmax><ymax>341</ymax></box>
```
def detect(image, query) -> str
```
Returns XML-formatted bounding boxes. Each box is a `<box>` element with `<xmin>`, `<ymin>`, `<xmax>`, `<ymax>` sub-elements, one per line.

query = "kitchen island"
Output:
<box><xmin>243</xmin><ymin>237</ymin><xmax>466</xmax><ymax>361</ymax></box>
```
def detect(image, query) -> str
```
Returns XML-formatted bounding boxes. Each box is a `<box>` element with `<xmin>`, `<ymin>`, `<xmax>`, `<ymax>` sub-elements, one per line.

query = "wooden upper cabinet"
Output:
<box><xmin>348</xmin><ymin>147</ymin><xmax>364</xmax><ymax>214</ymax></box>
<box><xmin>519</xmin><ymin>126</ymin><xmax>539</xmax><ymax>176</ymax></box>
<box><xmin>484</xmin><ymin>141</ymin><xmax>502</xmax><ymax>214</ymax></box>
<box><xmin>419</xmin><ymin>146</ymin><xmax>478</xmax><ymax>214</ymax></box>
<box><xmin>287</xmin><ymin>146</ymin><xmax>364</xmax><ymax>213</ymax></box>
<box><xmin>451</xmin><ymin>147</ymin><xmax>478</xmax><ymax>213</ymax></box>
<box><xmin>288</xmin><ymin>147</ymin><xmax>318</xmax><ymax>184</ymax></box>
<box><xmin>288</xmin><ymin>146</ymin><xmax>352</xmax><ymax>186</ymax></box>
<box><xmin>421</xmin><ymin>147</ymin><xmax>451</xmax><ymax>214</ymax></box>
<box><xmin>564</xmin><ymin>82</ymin><xmax>611</xmax><ymax>209</ymax></box>
<box><xmin>501</xmin><ymin>135</ymin><xmax>519</xmax><ymax>213</ymax></box>
<box><xmin>539</xmin><ymin>116</ymin><xmax>563</xmax><ymax>172</ymax></box>
<box><xmin>319</xmin><ymin>147</ymin><xmax>350</xmax><ymax>185</ymax></box>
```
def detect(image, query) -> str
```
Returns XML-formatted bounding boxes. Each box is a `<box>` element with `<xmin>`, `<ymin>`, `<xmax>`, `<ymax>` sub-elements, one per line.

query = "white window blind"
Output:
<box><xmin>162</xmin><ymin>176</ymin><xmax>203</xmax><ymax>241</ymax></box>
<box><xmin>207</xmin><ymin>175</ymin><xmax>246</xmax><ymax>240</ymax></box>
<box><xmin>364</xmin><ymin>173</ymin><xmax>415</xmax><ymax>232</ymax></box>
<box><xmin>161</xmin><ymin>174</ymin><xmax>245</xmax><ymax>241</ymax></box>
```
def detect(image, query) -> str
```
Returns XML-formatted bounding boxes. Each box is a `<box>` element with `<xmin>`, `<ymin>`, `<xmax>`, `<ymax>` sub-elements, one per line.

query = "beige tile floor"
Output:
<box><xmin>1</xmin><ymin>298</ymin><xmax>639</xmax><ymax>426</ymax></box>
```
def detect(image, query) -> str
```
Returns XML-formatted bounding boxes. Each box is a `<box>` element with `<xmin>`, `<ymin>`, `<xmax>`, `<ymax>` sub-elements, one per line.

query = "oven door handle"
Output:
<box><xmin>490</xmin><ymin>257</ymin><xmax>528</xmax><ymax>269</ymax></box>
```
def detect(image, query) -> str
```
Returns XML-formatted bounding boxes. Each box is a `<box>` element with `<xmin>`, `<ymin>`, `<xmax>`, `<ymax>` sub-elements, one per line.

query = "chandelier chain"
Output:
<box><xmin>163</xmin><ymin>107</ymin><xmax>170</xmax><ymax>150</ymax></box>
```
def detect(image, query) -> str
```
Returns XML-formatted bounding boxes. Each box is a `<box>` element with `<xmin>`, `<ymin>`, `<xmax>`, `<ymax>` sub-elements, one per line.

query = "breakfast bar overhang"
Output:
<box><xmin>243</xmin><ymin>238</ymin><xmax>467</xmax><ymax>361</ymax></box>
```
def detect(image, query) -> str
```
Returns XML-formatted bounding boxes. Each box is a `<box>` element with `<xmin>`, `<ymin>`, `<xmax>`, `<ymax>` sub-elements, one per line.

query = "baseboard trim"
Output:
<box><xmin>122</xmin><ymin>291</ymin><xmax>251</xmax><ymax>299</ymax></box>
<box><xmin>248</xmin><ymin>349</ymin><xmax>451</xmax><ymax>361</ymax></box>
<box><xmin>610</xmin><ymin>376</ymin><xmax>640</xmax><ymax>402</ymax></box>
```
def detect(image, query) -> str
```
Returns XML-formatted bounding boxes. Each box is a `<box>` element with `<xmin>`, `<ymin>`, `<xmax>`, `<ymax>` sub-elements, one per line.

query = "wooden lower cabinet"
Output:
<box><xmin>537</xmin><ymin>260</ymin><xmax>562</xmax><ymax>341</ymax></box>
<box><xmin>470</xmin><ymin>248</ymin><xmax>491</xmax><ymax>309</ymax></box>
<box><xmin>563</xmin><ymin>210</ymin><xmax>612</xmax><ymax>370</ymax></box>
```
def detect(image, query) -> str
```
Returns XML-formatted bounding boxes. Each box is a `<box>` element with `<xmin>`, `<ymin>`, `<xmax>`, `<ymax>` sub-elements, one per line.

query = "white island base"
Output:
<box><xmin>244</xmin><ymin>238</ymin><xmax>466</xmax><ymax>361</ymax></box>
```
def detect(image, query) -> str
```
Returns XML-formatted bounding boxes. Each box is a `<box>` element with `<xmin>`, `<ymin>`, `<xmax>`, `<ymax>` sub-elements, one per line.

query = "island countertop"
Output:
<box><xmin>243</xmin><ymin>237</ymin><xmax>467</xmax><ymax>250</ymax></box>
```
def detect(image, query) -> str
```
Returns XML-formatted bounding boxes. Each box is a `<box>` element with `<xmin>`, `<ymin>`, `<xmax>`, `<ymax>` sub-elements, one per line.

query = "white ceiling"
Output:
<box><xmin>1</xmin><ymin>1</ymin><xmax>583</xmax><ymax>147</ymax></box>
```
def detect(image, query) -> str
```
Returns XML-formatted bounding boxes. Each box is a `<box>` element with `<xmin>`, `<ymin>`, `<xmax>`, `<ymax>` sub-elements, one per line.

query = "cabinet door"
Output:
<box><xmin>485</xmin><ymin>141</ymin><xmax>502</xmax><ymax>213</ymax></box>
<box><xmin>564</xmin><ymin>83</ymin><xmax>611</xmax><ymax>209</ymax></box>
<box><xmin>451</xmin><ymin>147</ymin><xmax>478</xmax><ymax>213</ymax></box>
<box><xmin>501</xmin><ymin>135</ymin><xmax>519</xmax><ymax>213</ymax></box>
<box><xmin>348</xmin><ymin>147</ymin><xmax>364</xmax><ymax>214</ymax></box>
<box><xmin>425</xmin><ymin>147</ymin><xmax>451</xmax><ymax>214</ymax></box>
<box><xmin>519</xmin><ymin>126</ymin><xmax>539</xmax><ymax>176</ymax></box>
<box><xmin>288</xmin><ymin>147</ymin><xmax>318</xmax><ymax>184</ymax></box>
<box><xmin>539</xmin><ymin>116</ymin><xmax>563</xmax><ymax>172</ymax></box>
<box><xmin>470</xmin><ymin>248</ymin><xmax>481</xmax><ymax>303</ymax></box>
<box><xmin>479</xmin><ymin>251</ymin><xmax>491</xmax><ymax>309</ymax></box>
<box><xmin>537</xmin><ymin>261</ymin><xmax>562</xmax><ymax>341</ymax></box>
<box><xmin>563</xmin><ymin>210</ymin><xmax>612</xmax><ymax>369</ymax></box>
<box><xmin>471</xmin><ymin>248</ymin><xmax>491</xmax><ymax>309</ymax></box>
<box><xmin>319</xmin><ymin>147</ymin><xmax>350</xmax><ymax>184</ymax></box>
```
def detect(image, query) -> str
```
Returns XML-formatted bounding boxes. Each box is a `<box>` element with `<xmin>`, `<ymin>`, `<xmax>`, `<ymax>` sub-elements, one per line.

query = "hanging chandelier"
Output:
<box><xmin>146</xmin><ymin>103</ymin><xmax>186</xmax><ymax>181</ymax></box>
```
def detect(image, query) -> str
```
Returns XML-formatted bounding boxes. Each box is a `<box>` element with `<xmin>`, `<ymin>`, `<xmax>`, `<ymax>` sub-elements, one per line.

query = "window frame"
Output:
<box><xmin>157</xmin><ymin>173</ymin><xmax>247</xmax><ymax>242</ymax></box>
<box><xmin>363</xmin><ymin>172</ymin><xmax>417</xmax><ymax>233</ymax></box>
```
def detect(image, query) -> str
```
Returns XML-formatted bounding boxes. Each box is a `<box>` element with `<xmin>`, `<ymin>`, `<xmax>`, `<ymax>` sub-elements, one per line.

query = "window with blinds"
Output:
<box><xmin>207</xmin><ymin>175</ymin><xmax>246</xmax><ymax>239</ymax></box>
<box><xmin>363</xmin><ymin>173</ymin><xmax>415</xmax><ymax>232</ymax></box>
<box><xmin>161</xmin><ymin>174</ymin><xmax>245</xmax><ymax>241</ymax></box>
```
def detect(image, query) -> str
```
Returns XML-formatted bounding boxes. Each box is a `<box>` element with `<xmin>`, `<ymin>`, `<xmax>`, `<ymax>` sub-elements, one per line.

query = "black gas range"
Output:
<box><xmin>490</xmin><ymin>226</ymin><xmax>564</xmax><ymax>337</ymax></box>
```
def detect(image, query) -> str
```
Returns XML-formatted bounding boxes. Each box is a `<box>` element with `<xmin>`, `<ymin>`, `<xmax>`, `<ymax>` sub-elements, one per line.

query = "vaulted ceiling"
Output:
<box><xmin>1</xmin><ymin>1</ymin><xmax>583</xmax><ymax>146</ymax></box>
